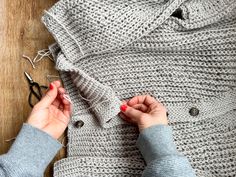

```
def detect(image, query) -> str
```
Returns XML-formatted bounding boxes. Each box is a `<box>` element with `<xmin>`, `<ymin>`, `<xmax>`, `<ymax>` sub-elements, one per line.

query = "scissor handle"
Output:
<box><xmin>28</xmin><ymin>83</ymin><xmax>48</xmax><ymax>108</ymax></box>
<box><xmin>30</xmin><ymin>82</ymin><xmax>43</xmax><ymax>99</ymax></box>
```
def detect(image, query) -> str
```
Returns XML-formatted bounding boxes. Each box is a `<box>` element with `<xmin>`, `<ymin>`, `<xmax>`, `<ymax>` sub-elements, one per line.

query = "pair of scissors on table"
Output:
<box><xmin>24</xmin><ymin>72</ymin><xmax>48</xmax><ymax>108</ymax></box>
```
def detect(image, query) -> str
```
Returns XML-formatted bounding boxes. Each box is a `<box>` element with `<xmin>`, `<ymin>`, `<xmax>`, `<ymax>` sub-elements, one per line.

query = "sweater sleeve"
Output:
<box><xmin>0</xmin><ymin>123</ymin><xmax>62</xmax><ymax>177</ymax></box>
<box><xmin>136</xmin><ymin>125</ymin><xmax>196</xmax><ymax>177</ymax></box>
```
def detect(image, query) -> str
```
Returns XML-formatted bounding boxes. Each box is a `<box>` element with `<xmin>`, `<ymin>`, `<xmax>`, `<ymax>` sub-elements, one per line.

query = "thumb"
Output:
<box><xmin>120</xmin><ymin>104</ymin><xmax>143</xmax><ymax>121</ymax></box>
<box><xmin>37</xmin><ymin>83</ymin><xmax>58</xmax><ymax>108</ymax></box>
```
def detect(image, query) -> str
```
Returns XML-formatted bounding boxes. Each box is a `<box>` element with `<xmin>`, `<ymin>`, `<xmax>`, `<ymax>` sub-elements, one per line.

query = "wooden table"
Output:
<box><xmin>0</xmin><ymin>1</ymin><xmax>66</xmax><ymax>176</ymax></box>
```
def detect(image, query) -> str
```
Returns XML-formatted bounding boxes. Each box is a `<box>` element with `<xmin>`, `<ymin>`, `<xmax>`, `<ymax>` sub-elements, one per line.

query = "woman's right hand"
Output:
<box><xmin>27</xmin><ymin>80</ymin><xmax>72</xmax><ymax>139</ymax></box>
<box><xmin>118</xmin><ymin>95</ymin><xmax>168</xmax><ymax>132</ymax></box>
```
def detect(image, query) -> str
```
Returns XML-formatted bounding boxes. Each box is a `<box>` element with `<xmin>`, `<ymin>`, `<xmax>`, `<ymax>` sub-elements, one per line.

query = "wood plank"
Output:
<box><xmin>0</xmin><ymin>1</ymin><xmax>67</xmax><ymax>176</ymax></box>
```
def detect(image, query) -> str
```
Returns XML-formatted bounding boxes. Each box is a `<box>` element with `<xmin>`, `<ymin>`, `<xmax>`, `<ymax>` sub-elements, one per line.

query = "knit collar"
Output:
<box><xmin>43</xmin><ymin>0</ymin><xmax>186</xmax><ymax>60</ymax></box>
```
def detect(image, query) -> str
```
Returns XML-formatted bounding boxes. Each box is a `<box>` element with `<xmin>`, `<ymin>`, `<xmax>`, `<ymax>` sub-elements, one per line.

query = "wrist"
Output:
<box><xmin>138</xmin><ymin>119</ymin><xmax>168</xmax><ymax>132</ymax></box>
<box><xmin>26</xmin><ymin>121</ymin><xmax>57</xmax><ymax>140</ymax></box>
<box><xmin>136</xmin><ymin>124</ymin><xmax>178</xmax><ymax>164</ymax></box>
<box><xmin>27</xmin><ymin>115</ymin><xmax>67</xmax><ymax>140</ymax></box>
<box><xmin>2</xmin><ymin>123</ymin><xmax>62</xmax><ymax>176</ymax></box>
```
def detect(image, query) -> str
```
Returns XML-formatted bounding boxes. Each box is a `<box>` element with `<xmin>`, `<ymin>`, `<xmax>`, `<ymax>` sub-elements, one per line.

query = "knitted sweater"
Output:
<box><xmin>0</xmin><ymin>124</ymin><xmax>195</xmax><ymax>177</ymax></box>
<box><xmin>42</xmin><ymin>0</ymin><xmax>236</xmax><ymax>176</ymax></box>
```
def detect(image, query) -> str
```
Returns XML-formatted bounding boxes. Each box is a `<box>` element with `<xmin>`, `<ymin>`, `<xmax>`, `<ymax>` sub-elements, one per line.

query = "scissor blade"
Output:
<box><xmin>24</xmin><ymin>72</ymin><xmax>33</xmax><ymax>84</ymax></box>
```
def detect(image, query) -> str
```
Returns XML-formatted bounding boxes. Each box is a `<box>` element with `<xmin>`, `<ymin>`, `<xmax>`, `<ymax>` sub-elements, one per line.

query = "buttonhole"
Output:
<box><xmin>171</xmin><ymin>8</ymin><xmax>184</xmax><ymax>20</ymax></box>
<box><xmin>106</xmin><ymin>118</ymin><xmax>112</xmax><ymax>123</ymax></box>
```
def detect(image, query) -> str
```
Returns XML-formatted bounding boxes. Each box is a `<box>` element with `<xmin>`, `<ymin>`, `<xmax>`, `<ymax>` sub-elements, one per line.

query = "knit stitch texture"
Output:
<box><xmin>42</xmin><ymin>0</ymin><xmax>236</xmax><ymax>176</ymax></box>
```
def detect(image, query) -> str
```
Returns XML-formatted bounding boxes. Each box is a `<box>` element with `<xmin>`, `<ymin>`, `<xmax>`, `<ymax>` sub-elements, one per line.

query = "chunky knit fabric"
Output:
<box><xmin>42</xmin><ymin>0</ymin><xmax>236</xmax><ymax>176</ymax></box>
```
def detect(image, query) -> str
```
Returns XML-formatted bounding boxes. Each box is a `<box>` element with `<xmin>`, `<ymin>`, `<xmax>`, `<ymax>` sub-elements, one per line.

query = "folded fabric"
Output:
<box><xmin>42</xmin><ymin>0</ymin><xmax>236</xmax><ymax>176</ymax></box>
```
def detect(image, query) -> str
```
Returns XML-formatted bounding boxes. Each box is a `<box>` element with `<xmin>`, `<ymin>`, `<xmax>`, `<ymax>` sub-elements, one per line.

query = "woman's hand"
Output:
<box><xmin>119</xmin><ymin>95</ymin><xmax>168</xmax><ymax>132</ymax></box>
<box><xmin>27</xmin><ymin>80</ymin><xmax>72</xmax><ymax>139</ymax></box>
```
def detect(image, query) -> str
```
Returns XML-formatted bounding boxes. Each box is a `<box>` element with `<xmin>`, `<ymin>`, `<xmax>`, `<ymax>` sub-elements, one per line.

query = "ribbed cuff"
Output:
<box><xmin>136</xmin><ymin>125</ymin><xmax>178</xmax><ymax>164</ymax></box>
<box><xmin>1</xmin><ymin>123</ymin><xmax>62</xmax><ymax>177</ymax></box>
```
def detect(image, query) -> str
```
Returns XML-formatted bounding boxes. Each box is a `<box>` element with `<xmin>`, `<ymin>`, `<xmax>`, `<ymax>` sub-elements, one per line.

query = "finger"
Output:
<box><xmin>58</xmin><ymin>103</ymin><xmax>64</xmax><ymax>111</ymax></box>
<box><xmin>127</xmin><ymin>94</ymin><xmax>157</xmax><ymax>106</ymax></box>
<box><xmin>58</xmin><ymin>87</ymin><xmax>72</xmax><ymax>118</ymax></box>
<box><xmin>52</xmin><ymin>97</ymin><xmax>61</xmax><ymax>108</ymax></box>
<box><xmin>63</xmin><ymin>102</ymin><xmax>72</xmax><ymax>119</ymax></box>
<box><xmin>149</xmin><ymin>101</ymin><xmax>166</xmax><ymax>111</ymax></box>
<box><xmin>132</xmin><ymin>104</ymin><xmax>148</xmax><ymax>112</ymax></box>
<box><xmin>52</xmin><ymin>87</ymin><xmax>65</xmax><ymax>108</ymax></box>
<box><xmin>52</xmin><ymin>80</ymin><xmax>61</xmax><ymax>88</ymax></box>
<box><xmin>121</xmin><ymin>99</ymin><xmax>128</xmax><ymax>105</ymax></box>
<box><xmin>58</xmin><ymin>88</ymin><xmax>68</xmax><ymax>102</ymax></box>
<box><xmin>118</xmin><ymin>112</ymin><xmax>135</xmax><ymax>124</ymax></box>
<box><xmin>128</xmin><ymin>94</ymin><xmax>157</xmax><ymax>107</ymax></box>
<box><xmin>58</xmin><ymin>88</ymin><xmax>71</xmax><ymax>105</ymax></box>
<box><xmin>37</xmin><ymin>82</ymin><xmax>58</xmax><ymax>108</ymax></box>
<box><xmin>120</xmin><ymin>104</ymin><xmax>144</xmax><ymax>122</ymax></box>
<box><xmin>61</xmin><ymin>94</ymin><xmax>71</xmax><ymax>105</ymax></box>
<box><xmin>58</xmin><ymin>87</ymin><xmax>65</xmax><ymax>95</ymax></box>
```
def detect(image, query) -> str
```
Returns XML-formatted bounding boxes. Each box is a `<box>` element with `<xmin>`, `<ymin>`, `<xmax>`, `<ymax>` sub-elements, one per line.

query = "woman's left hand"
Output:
<box><xmin>27</xmin><ymin>80</ymin><xmax>72</xmax><ymax>139</ymax></box>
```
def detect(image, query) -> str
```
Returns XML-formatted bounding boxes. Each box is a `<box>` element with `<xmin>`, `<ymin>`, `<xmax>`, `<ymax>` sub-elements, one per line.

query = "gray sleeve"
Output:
<box><xmin>0</xmin><ymin>123</ymin><xmax>62</xmax><ymax>177</ymax></box>
<box><xmin>136</xmin><ymin>125</ymin><xmax>196</xmax><ymax>177</ymax></box>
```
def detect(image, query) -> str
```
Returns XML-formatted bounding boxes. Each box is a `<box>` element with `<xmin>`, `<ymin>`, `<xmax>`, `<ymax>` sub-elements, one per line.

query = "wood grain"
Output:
<box><xmin>0</xmin><ymin>1</ymin><xmax>67</xmax><ymax>176</ymax></box>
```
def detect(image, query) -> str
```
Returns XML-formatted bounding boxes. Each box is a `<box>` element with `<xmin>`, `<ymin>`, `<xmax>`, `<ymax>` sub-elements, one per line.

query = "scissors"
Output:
<box><xmin>24</xmin><ymin>72</ymin><xmax>48</xmax><ymax>108</ymax></box>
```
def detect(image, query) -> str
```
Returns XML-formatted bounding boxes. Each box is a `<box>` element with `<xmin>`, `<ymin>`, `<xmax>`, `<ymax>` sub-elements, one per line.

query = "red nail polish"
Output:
<box><xmin>49</xmin><ymin>83</ymin><xmax>53</xmax><ymax>90</ymax></box>
<box><xmin>120</xmin><ymin>104</ymin><xmax>127</xmax><ymax>112</ymax></box>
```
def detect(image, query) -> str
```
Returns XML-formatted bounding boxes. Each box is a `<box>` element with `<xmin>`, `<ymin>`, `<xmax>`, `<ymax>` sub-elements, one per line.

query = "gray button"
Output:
<box><xmin>73</xmin><ymin>120</ymin><xmax>84</xmax><ymax>128</ymax></box>
<box><xmin>189</xmin><ymin>107</ymin><xmax>199</xmax><ymax>116</ymax></box>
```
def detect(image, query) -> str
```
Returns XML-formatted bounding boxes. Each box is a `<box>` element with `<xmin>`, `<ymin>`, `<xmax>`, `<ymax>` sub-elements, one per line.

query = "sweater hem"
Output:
<box><xmin>53</xmin><ymin>156</ymin><xmax>145</xmax><ymax>177</ymax></box>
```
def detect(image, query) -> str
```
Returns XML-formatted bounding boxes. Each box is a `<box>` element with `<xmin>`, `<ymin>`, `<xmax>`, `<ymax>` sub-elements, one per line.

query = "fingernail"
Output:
<box><xmin>120</xmin><ymin>104</ymin><xmax>127</xmax><ymax>112</ymax></box>
<box><xmin>49</xmin><ymin>83</ymin><xmax>54</xmax><ymax>90</ymax></box>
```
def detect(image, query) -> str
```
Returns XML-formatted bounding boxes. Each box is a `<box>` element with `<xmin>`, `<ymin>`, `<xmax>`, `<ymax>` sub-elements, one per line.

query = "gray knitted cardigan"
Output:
<box><xmin>42</xmin><ymin>0</ymin><xmax>236</xmax><ymax>176</ymax></box>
